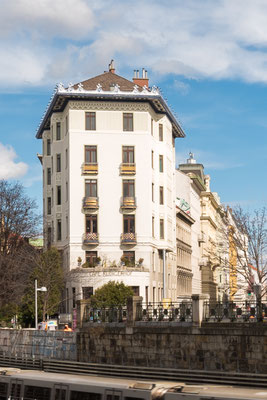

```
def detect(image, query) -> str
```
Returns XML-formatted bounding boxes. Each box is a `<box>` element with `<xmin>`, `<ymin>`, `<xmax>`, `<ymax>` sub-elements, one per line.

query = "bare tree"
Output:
<box><xmin>0</xmin><ymin>180</ymin><xmax>40</xmax><ymax>254</ymax></box>
<box><xmin>0</xmin><ymin>180</ymin><xmax>40</xmax><ymax>316</ymax></box>
<box><xmin>225</xmin><ymin>206</ymin><xmax>267</xmax><ymax>299</ymax></box>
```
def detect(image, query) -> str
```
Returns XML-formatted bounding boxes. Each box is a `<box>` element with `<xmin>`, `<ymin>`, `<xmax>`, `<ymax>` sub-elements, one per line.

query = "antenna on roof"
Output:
<box><xmin>109</xmin><ymin>60</ymin><xmax>115</xmax><ymax>74</ymax></box>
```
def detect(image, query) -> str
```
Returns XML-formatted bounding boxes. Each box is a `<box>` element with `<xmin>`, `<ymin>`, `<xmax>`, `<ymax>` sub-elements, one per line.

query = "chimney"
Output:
<box><xmin>109</xmin><ymin>59</ymin><xmax>115</xmax><ymax>74</ymax></box>
<box><xmin>133</xmin><ymin>67</ymin><xmax>149</xmax><ymax>87</ymax></box>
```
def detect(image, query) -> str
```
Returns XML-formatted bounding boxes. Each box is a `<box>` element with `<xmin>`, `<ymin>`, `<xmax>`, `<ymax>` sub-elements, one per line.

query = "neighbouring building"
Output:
<box><xmin>36</xmin><ymin>62</ymin><xmax>185</xmax><ymax>312</ymax></box>
<box><xmin>178</xmin><ymin>153</ymin><xmax>227</xmax><ymax>302</ymax></box>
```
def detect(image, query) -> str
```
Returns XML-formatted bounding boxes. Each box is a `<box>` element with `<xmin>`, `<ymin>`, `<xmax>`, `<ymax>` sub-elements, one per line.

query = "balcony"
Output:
<box><xmin>83</xmin><ymin>197</ymin><xmax>99</xmax><ymax>210</ymax></box>
<box><xmin>121</xmin><ymin>232</ymin><xmax>137</xmax><ymax>245</ymax></box>
<box><xmin>121</xmin><ymin>196</ymin><xmax>137</xmax><ymax>210</ymax></box>
<box><xmin>120</xmin><ymin>163</ymin><xmax>136</xmax><ymax>175</ymax></box>
<box><xmin>82</xmin><ymin>162</ymin><xmax>98</xmax><ymax>175</ymax></box>
<box><xmin>83</xmin><ymin>232</ymin><xmax>99</xmax><ymax>245</ymax></box>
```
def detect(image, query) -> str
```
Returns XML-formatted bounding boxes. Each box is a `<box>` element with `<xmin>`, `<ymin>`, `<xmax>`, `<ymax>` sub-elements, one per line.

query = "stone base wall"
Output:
<box><xmin>77</xmin><ymin>322</ymin><xmax>267</xmax><ymax>373</ymax></box>
<box><xmin>0</xmin><ymin>329</ymin><xmax>76</xmax><ymax>361</ymax></box>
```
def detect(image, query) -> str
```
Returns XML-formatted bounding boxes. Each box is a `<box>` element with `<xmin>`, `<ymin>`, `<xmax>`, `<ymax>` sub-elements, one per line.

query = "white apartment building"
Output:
<box><xmin>36</xmin><ymin>62</ymin><xmax>185</xmax><ymax>311</ymax></box>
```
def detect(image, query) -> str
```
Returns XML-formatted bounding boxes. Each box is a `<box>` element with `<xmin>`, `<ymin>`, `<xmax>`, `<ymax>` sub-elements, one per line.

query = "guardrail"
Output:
<box><xmin>1</xmin><ymin>356</ymin><xmax>267</xmax><ymax>388</ymax></box>
<box><xmin>83</xmin><ymin>305</ymin><xmax>128</xmax><ymax>323</ymax></box>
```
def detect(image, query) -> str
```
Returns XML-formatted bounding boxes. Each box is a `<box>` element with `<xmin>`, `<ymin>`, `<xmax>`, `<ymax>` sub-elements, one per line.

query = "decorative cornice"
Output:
<box><xmin>69</xmin><ymin>100</ymin><xmax>150</xmax><ymax>112</ymax></box>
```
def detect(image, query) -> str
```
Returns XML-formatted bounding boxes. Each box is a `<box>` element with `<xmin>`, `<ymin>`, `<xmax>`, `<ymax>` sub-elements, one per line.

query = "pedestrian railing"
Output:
<box><xmin>203</xmin><ymin>300</ymin><xmax>267</xmax><ymax>322</ymax></box>
<box><xmin>136</xmin><ymin>301</ymin><xmax>193</xmax><ymax>322</ymax></box>
<box><xmin>84</xmin><ymin>305</ymin><xmax>128</xmax><ymax>323</ymax></box>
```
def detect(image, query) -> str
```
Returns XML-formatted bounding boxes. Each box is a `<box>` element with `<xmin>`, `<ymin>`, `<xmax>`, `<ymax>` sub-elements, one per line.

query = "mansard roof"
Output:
<box><xmin>36</xmin><ymin>70</ymin><xmax>185</xmax><ymax>139</ymax></box>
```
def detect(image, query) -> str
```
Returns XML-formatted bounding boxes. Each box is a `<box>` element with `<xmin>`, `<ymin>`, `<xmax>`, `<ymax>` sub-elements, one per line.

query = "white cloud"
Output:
<box><xmin>2</xmin><ymin>0</ymin><xmax>267</xmax><ymax>86</ymax></box>
<box><xmin>0</xmin><ymin>143</ymin><xmax>28</xmax><ymax>179</ymax></box>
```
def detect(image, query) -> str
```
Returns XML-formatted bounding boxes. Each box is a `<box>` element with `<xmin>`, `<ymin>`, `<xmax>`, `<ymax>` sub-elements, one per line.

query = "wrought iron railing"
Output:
<box><xmin>82</xmin><ymin>232</ymin><xmax>99</xmax><ymax>244</ymax></box>
<box><xmin>84</xmin><ymin>305</ymin><xmax>128</xmax><ymax>323</ymax></box>
<box><xmin>203</xmin><ymin>300</ymin><xmax>267</xmax><ymax>322</ymax></box>
<box><xmin>136</xmin><ymin>301</ymin><xmax>193</xmax><ymax>322</ymax></box>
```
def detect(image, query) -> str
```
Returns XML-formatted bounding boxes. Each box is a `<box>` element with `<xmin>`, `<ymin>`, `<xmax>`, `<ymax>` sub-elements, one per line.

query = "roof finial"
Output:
<box><xmin>187</xmin><ymin>152</ymin><xmax>196</xmax><ymax>164</ymax></box>
<box><xmin>109</xmin><ymin>59</ymin><xmax>115</xmax><ymax>74</ymax></box>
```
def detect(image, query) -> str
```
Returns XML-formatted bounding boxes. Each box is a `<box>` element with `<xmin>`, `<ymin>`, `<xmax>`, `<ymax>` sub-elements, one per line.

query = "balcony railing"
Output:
<box><xmin>82</xmin><ymin>162</ymin><xmax>98</xmax><ymax>175</ymax></box>
<box><xmin>121</xmin><ymin>232</ymin><xmax>137</xmax><ymax>244</ymax></box>
<box><xmin>121</xmin><ymin>196</ymin><xmax>137</xmax><ymax>210</ymax></box>
<box><xmin>83</xmin><ymin>232</ymin><xmax>99</xmax><ymax>245</ymax></box>
<box><xmin>83</xmin><ymin>196</ymin><xmax>99</xmax><ymax>210</ymax></box>
<box><xmin>120</xmin><ymin>163</ymin><xmax>136</xmax><ymax>175</ymax></box>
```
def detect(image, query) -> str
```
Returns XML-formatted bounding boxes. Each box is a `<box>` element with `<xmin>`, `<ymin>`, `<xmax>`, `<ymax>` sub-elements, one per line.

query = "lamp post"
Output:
<box><xmin>35</xmin><ymin>279</ymin><xmax>47</xmax><ymax>329</ymax></box>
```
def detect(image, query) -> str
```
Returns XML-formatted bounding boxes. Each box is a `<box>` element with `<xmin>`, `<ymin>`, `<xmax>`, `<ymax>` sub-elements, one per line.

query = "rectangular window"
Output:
<box><xmin>56</xmin><ymin>154</ymin><xmax>61</xmax><ymax>172</ymax></box>
<box><xmin>65</xmin><ymin>115</ymin><xmax>68</xmax><ymax>135</ymax></box>
<box><xmin>85</xmin><ymin>146</ymin><xmax>97</xmax><ymax>163</ymax></box>
<box><xmin>51</xmin><ymin>156</ymin><xmax>53</xmax><ymax>173</ymax></box>
<box><xmin>47</xmin><ymin>168</ymin><xmax>51</xmax><ymax>185</ymax></box>
<box><xmin>86</xmin><ymin>215</ymin><xmax>97</xmax><ymax>233</ymax></box>
<box><xmin>66</xmin><ymin>181</ymin><xmax>68</xmax><ymax>202</ymax></box>
<box><xmin>47</xmin><ymin>197</ymin><xmax>51</xmax><ymax>215</ymax></box>
<box><xmin>159</xmin><ymin>186</ymin><xmax>164</xmax><ymax>205</ymax></box>
<box><xmin>159</xmin><ymin>124</ymin><xmax>163</xmax><ymax>141</ymax></box>
<box><xmin>65</xmin><ymin>148</ymin><xmax>68</xmax><ymax>168</ymax></box>
<box><xmin>66</xmin><ymin>216</ymin><xmax>68</xmax><ymax>238</ymax></box>
<box><xmin>57</xmin><ymin>219</ymin><xmax>62</xmax><ymax>241</ymax></box>
<box><xmin>123</xmin><ymin>215</ymin><xmax>135</xmax><ymax>233</ymax></box>
<box><xmin>123</xmin><ymin>251</ymin><xmax>135</xmax><ymax>264</ymax></box>
<box><xmin>151</xmin><ymin>150</ymin><xmax>154</xmax><ymax>168</ymax></box>
<box><xmin>56</xmin><ymin>122</ymin><xmax>61</xmax><ymax>140</ymax></box>
<box><xmin>151</xmin><ymin>118</ymin><xmax>153</xmax><ymax>135</ymax></box>
<box><xmin>85</xmin><ymin>112</ymin><xmax>96</xmax><ymax>130</ymax></box>
<box><xmin>57</xmin><ymin>185</ymin><xmax>61</xmax><ymax>205</ymax></box>
<box><xmin>24</xmin><ymin>386</ymin><xmax>51</xmax><ymax>400</ymax></box>
<box><xmin>159</xmin><ymin>155</ymin><xmax>164</xmax><ymax>172</ymax></box>
<box><xmin>152</xmin><ymin>183</ymin><xmax>154</xmax><ymax>202</ymax></box>
<box><xmin>123</xmin><ymin>180</ymin><xmax>135</xmax><ymax>197</ymax></box>
<box><xmin>86</xmin><ymin>251</ymin><xmax>98</xmax><ymax>265</ymax></box>
<box><xmin>160</xmin><ymin>219</ymin><xmax>164</xmax><ymax>239</ymax></box>
<box><xmin>82</xmin><ymin>287</ymin><xmax>94</xmax><ymax>300</ymax></box>
<box><xmin>122</xmin><ymin>146</ymin><xmax>134</xmax><ymax>163</ymax></box>
<box><xmin>85</xmin><ymin>180</ymin><xmax>97</xmax><ymax>197</ymax></box>
<box><xmin>152</xmin><ymin>216</ymin><xmax>155</xmax><ymax>237</ymax></box>
<box><xmin>72</xmin><ymin>287</ymin><xmax>76</xmax><ymax>309</ymax></box>
<box><xmin>47</xmin><ymin>227</ymin><xmax>52</xmax><ymax>247</ymax></box>
<box><xmin>47</xmin><ymin>139</ymin><xmax>51</xmax><ymax>155</ymax></box>
<box><xmin>123</xmin><ymin>113</ymin><xmax>133</xmax><ymax>131</ymax></box>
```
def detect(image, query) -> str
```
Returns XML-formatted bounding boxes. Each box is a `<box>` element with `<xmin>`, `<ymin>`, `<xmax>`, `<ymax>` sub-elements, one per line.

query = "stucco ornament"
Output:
<box><xmin>57</xmin><ymin>82</ymin><xmax>66</xmax><ymax>93</ymax></box>
<box><xmin>77</xmin><ymin>83</ymin><xmax>84</xmax><ymax>92</ymax></box>
<box><xmin>114</xmin><ymin>84</ymin><xmax>120</xmax><ymax>93</ymax></box>
<box><xmin>132</xmin><ymin>85</ymin><xmax>139</xmax><ymax>93</ymax></box>
<box><xmin>151</xmin><ymin>85</ymin><xmax>159</xmax><ymax>95</ymax></box>
<box><xmin>96</xmin><ymin>83</ymin><xmax>103</xmax><ymax>92</ymax></box>
<box><xmin>142</xmin><ymin>85</ymin><xmax>149</xmax><ymax>94</ymax></box>
<box><xmin>67</xmin><ymin>83</ymin><xmax>74</xmax><ymax>92</ymax></box>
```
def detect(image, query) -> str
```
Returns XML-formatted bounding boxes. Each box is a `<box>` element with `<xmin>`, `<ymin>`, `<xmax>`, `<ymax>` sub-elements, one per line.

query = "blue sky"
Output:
<box><xmin>0</xmin><ymin>0</ymin><xmax>267</xmax><ymax>211</ymax></box>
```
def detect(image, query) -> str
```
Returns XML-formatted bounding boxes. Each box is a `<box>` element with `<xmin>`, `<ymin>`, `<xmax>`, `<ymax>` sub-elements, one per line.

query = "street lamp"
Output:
<box><xmin>35</xmin><ymin>279</ymin><xmax>47</xmax><ymax>329</ymax></box>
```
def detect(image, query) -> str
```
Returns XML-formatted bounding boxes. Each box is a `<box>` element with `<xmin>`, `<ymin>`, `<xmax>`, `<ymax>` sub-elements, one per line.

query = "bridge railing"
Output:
<box><xmin>203</xmin><ymin>300</ymin><xmax>267</xmax><ymax>323</ymax></box>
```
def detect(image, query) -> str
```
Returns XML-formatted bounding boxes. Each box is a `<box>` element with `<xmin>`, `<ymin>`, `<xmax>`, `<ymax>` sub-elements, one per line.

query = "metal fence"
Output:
<box><xmin>136</xmin><ymin>301</ymin><xmax>193</xmax><ymax>322</ymax></box>
<box><xmin>203</xmin><ymin>300</ymin><xmax>267</xmax><ymax>322</ymax></box>
<box><xmin>84</xmin><ymin>305</ymin><xmax>128</xmax><ymax>323</ymax></box>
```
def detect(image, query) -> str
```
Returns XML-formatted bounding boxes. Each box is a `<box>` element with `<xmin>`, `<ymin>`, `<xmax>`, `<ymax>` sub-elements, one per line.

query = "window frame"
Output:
<box><xmin>85</xmin><ymin>179</ymin><xmax>97</xmax><ymax>197</ymax></box>
<box><xmin>85</xmin><ymin>145</ymin><xmax>97</xmax><ymax>164</ymax></box>
<box><xmin>56</xmin><ymin>122</ymin><xmax>61</xmax><ymax>140</ymax></box>
<box><xmin>123</xmin><ymin>179</ymin><xmax>135</xmax><ymax>197</ymax></box>
<box><xmin>159</xmin><ymin>123</ymin><xmax>163</xmax><ymax>141</ymax></box>
<box><xmin>159</xmin><ymin>155</ymin><xmax>164</xmax><ymax>172</ymax></box>
<box><xmin>86</xmin><ymin>214</ymin><xmax>97</xmax><ymax>233</ymax></box>
<box><xmin>56</xmin><ymin>153</ymin><xmax>61</xmax><ymax>172</ymax></box>
<box><xmin>123</xmin><ymin>113</ymin><xmax>133</xmax><ymax>131</ymax></box>
<box><xmin>122</xmin><ymin>146</ymin><xmax>134</xmax><ymax>163</ymax></box>
<box><xmin>159</xmin><ymin>186</ymin><xmax>164</xmax><ymax>205</ymax></box>
<box><xmin>123</xmin><ymin>214</ymin><xmax>135</xmax><ymax>233</ymax></box>
<box><xmin>85</xmin><ymin>112</ymin><xmax>96</xmax><ymax>131</ymax></box>
<box><xmin>160</xmin><ymin>218</ymin><xmax>164</xmax><ymax>239</ymax></box>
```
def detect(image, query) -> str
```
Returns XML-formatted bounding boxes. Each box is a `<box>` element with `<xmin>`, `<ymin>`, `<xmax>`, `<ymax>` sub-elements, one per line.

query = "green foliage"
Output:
<box><xmin>90</xmin><ymin>281</ymin><xmax>134</xmax><ymax>308</ymax></box>
<box><xmin>20</xmin><ymin>247</ymin><xmax>64</xmax><ymax>325</ymax></box>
